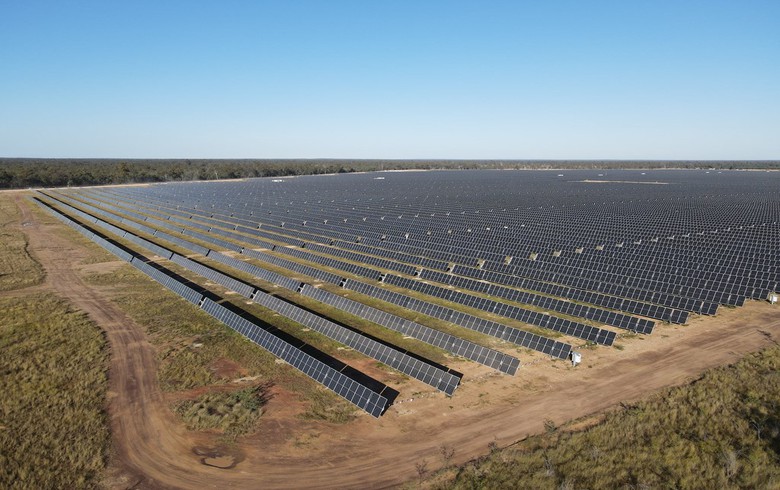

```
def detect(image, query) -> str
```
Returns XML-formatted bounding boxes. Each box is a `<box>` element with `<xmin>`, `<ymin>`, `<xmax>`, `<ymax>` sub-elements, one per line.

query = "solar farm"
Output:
<box><xmin>31</xmin><ymin>169</ymin><xmax>779</xmax><ymax>423</ymax></box>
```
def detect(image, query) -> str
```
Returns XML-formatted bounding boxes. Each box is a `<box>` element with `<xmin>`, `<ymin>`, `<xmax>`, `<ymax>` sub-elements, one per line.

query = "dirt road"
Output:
<box><xmin>15</xmin><ymin>195</ymin><xmax>780</xmax><ymax>489</ymax></box>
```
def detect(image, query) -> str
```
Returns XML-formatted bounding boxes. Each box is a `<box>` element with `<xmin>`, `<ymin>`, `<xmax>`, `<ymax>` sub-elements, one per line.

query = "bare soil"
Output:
<box><xmin>12</xmin><ymin>195</ymin><xmax>780</xmax><ymax>489</ymax></box>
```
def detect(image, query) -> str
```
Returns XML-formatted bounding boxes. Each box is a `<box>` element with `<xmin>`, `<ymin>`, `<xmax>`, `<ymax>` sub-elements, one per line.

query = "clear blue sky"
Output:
<box><xmin>1</xmin><ymin>1</ymin><xmax>778</xmax><ymax>159</ymax></box>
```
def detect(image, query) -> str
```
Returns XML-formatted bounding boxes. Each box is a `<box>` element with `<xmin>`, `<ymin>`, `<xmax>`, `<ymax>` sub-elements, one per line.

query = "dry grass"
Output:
<box><xmin>0</xmin><ymin>294</ymin><xmax>109</xmax><ymax>489</ymax></box>
<box><xmin>174</xmin><ymin>384</ymin><xmax>273</xmax><ymax>438</ymax></box>
<box><xmin>0</xmin><ymin>196</ymin><xmax>44</xmax><ymax>291</ymax></box>
<box><xmin>425</xmin><ymin>345</ymin><xmax>780</xmax><ymax>489</ymax></box>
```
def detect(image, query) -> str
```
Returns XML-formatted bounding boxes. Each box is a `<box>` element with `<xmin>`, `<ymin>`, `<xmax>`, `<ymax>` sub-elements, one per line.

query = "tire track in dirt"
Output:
<box><xmin>15</xmin><ymin>196</ymin><xmax>780</xmax><ymax>489</ymax></box>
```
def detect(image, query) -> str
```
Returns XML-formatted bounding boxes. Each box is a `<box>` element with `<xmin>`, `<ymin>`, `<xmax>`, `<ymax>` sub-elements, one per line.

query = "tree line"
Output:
<box><xmin>1</xmin><ymin>158</ymin><xmax>777</xmax><ymax>189</ymax></box>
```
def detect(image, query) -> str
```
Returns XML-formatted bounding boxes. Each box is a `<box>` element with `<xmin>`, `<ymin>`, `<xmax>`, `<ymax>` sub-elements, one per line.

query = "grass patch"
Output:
<box><xmin>299</xmin><ymin>389</ymin><xmax>358</xmax><ymax>424</ymax></box>
<box><xmin>0</xmin><ymin>294</ymin><xmax>109</xmax><ymax>489</ymax></box>
<box><xmin>174</xmin><ymin>384</ymin><xmax>273</xmax><ymax>438</ymax></box>
<box><xmin>429</xmin><ymin>345</ymin><xmax>780</xmax><ymax>489</ymax></box>
<box><xmin>0</xmin><ymin>195</ymin><xmax>44</xmax><ymax>291</ymax></box>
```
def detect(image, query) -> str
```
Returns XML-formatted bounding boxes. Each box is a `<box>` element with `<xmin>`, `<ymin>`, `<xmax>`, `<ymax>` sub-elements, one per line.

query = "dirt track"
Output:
<box><xmin>15</xmin><ymin>195</ymin><xmax>780</xmax><ymax>489</ymax></box>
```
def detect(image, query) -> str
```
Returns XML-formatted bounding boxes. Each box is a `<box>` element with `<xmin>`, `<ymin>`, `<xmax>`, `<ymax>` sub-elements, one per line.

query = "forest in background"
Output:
<box><xmin>1</xmin><ymin>158</ymin><xmax>778</xmax><ymax>189</ymax></box>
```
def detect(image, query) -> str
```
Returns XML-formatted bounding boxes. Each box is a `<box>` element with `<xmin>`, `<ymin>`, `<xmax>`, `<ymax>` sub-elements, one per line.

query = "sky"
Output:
<box><xmin>1</xmin><ymin>1</ymin><xmax>778</xmax><ymax>160</ymax></box>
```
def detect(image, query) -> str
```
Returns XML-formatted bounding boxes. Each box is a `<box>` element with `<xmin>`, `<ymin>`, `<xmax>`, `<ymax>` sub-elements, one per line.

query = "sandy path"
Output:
<box><xmin>14</xmin><ymin>195</ymin><xmax>780</xmax><ymax>489</ymax></box>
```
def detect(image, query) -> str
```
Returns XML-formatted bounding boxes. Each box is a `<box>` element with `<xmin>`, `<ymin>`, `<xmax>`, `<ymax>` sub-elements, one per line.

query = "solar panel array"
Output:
<box><xmin>299</xmin><ymin>284</ymin><xmax>520</xmax><ymax>375</ymax></box>
<box><xmin>42</xmin><ymin>190</ymin><xmax>525</xmax><ymax>372</ymax></box>
<box><xmin>64</xmin><ymin>190</ymin><xmax>525</xmax><ymax>374</ymax></box>
<box><xmin>83</xmin><ymin>186</ymin><xmax>672</xmax><ymax>338</ymax></box>
<box><xmin>383</xmin><ymin>274</ymin><xmax>616</xmax><ymax>345</ymax></box>
<box><xmin>342</xmin><ymin>278</ymin><xmax>572</xmax><ymax>359</ymax></box>
<box><xmin>50</xmin><ymin>189</ymin><xmax>579</xmax><ymax>356</ymax></box>
<box><xmin>418</xmin><ymin>268</ymin><xmax>654</xmax><ymax>333</ymax></box>
<box><xmin>33</xmin><ymin>196</ymin><xmax>392</xmax><ymax>417</ymax></box>
<box><xmin>249</xmin><ymin>288</ymin><xmax>461</xmax><ymax>395</ymax></box>
<box><xmin>88</xmin><ymin>170</ymin><xmax>777</xmax><ymax>328</ymax></box>
<box><xmin>451</xmin><ymin>265</ymin><xmax>689</xmax><ymax>324</ymax></box>
<box><xmin>38</xmin><ymin>169</ymin><xmax>780</xmax><ymax>420</ymax></box>
<box><xmin>57</xmin><ymin>189</ymin><xmax>569</xmax><ymax>361</ymax></box>
<box><xmin>38</xmin><ymin>193</ymin><xmax>467</xmax><ymax>396</ymax></box>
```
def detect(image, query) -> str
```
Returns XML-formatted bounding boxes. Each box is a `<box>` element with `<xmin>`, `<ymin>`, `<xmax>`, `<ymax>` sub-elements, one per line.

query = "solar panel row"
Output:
<box><xmin>205</xmin><ymin>250</ymin><xmax>302</xmax><ymax>291</ymax></box>
<box><xmin>299</xmin><ymin>284</ymin><xmax>520</xmax><ymax>375</ymax></box>
<box><xmin>250</xmin><ymin>289</ymin><xmax>461</xmax><ymax>395</ymax></box>
<box><xmin>200</xmin><ymin>297</ymin><xmax>388</xmax><ymax>418</ymax></box>
<box><xmin>383</xmin><ymin>275</ymin><xmax>616</xmax><ymax>345</ymax></box>
<box><xmin>343</xmin><ymin>279</ymin><xmax>573</xmax><ymax>359</ymax></box>
<box><xmin>419</xmin><ymin>268</ymin><xmax>654</xmax><ymax>334</ymax></box>
<box><xmin>170</xmin><ymin>253</ymin><xmax>256</xmax><ymax>298</ymax></box>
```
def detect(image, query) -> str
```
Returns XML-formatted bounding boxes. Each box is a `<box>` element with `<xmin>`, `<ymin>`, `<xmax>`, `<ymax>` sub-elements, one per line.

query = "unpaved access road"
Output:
<box><xmin>14</xmin><ymin>195</ymin><xmax>780</xmax><ymax>489</ymax></box>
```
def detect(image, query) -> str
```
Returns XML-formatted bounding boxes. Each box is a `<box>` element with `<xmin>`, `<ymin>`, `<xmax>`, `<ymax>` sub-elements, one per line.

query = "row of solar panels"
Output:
<box><xmin>383</xmin><ymin>275</ymin><xmax>616</xmax><ymax>346</ymax></box>
<box><xmin>483</xmin><ymin>256</ymin><xmax>755</xmax><ymax>305</ymax></box>
<box><xmin>41</xmin><ymin>191</ymin><xmax>521</xmax><ymax>375</ymax></box>
<box><xmin>480</xmin><ymin>259</ymin><xmax>721</xmax><ymax>314</ymax></box>
<box><xmin>300</xmin><ymin>284</ymin><xmax>520</xmax><ymax>374</ymax></box>
<box><xmin>506</xmin><ymin>253</ymin><xmax>775</xmax><ymax>298</ymax></box>
<box><xmin>67</xmin><ymin>189</ymin><xmax>571</xmax><ymax>358</ymax></box>
<box><xmin>419</xmin><ymin>268</ymin><xmax>654</xmax><ymax>334</ymax></box>
<box><xmin>452</xmin><ymin>265</ymin><xmax>690</xmax><ymax>324</ymax></box>
<box><xmin>342</xmin><ymin>279</ymin><xmax>573</xmax><ymax>359</ymax></box>
<box><xmin>34</xmin><ymin>197</ymin><xmax>390</xmax><ymax>417</ymax></box>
